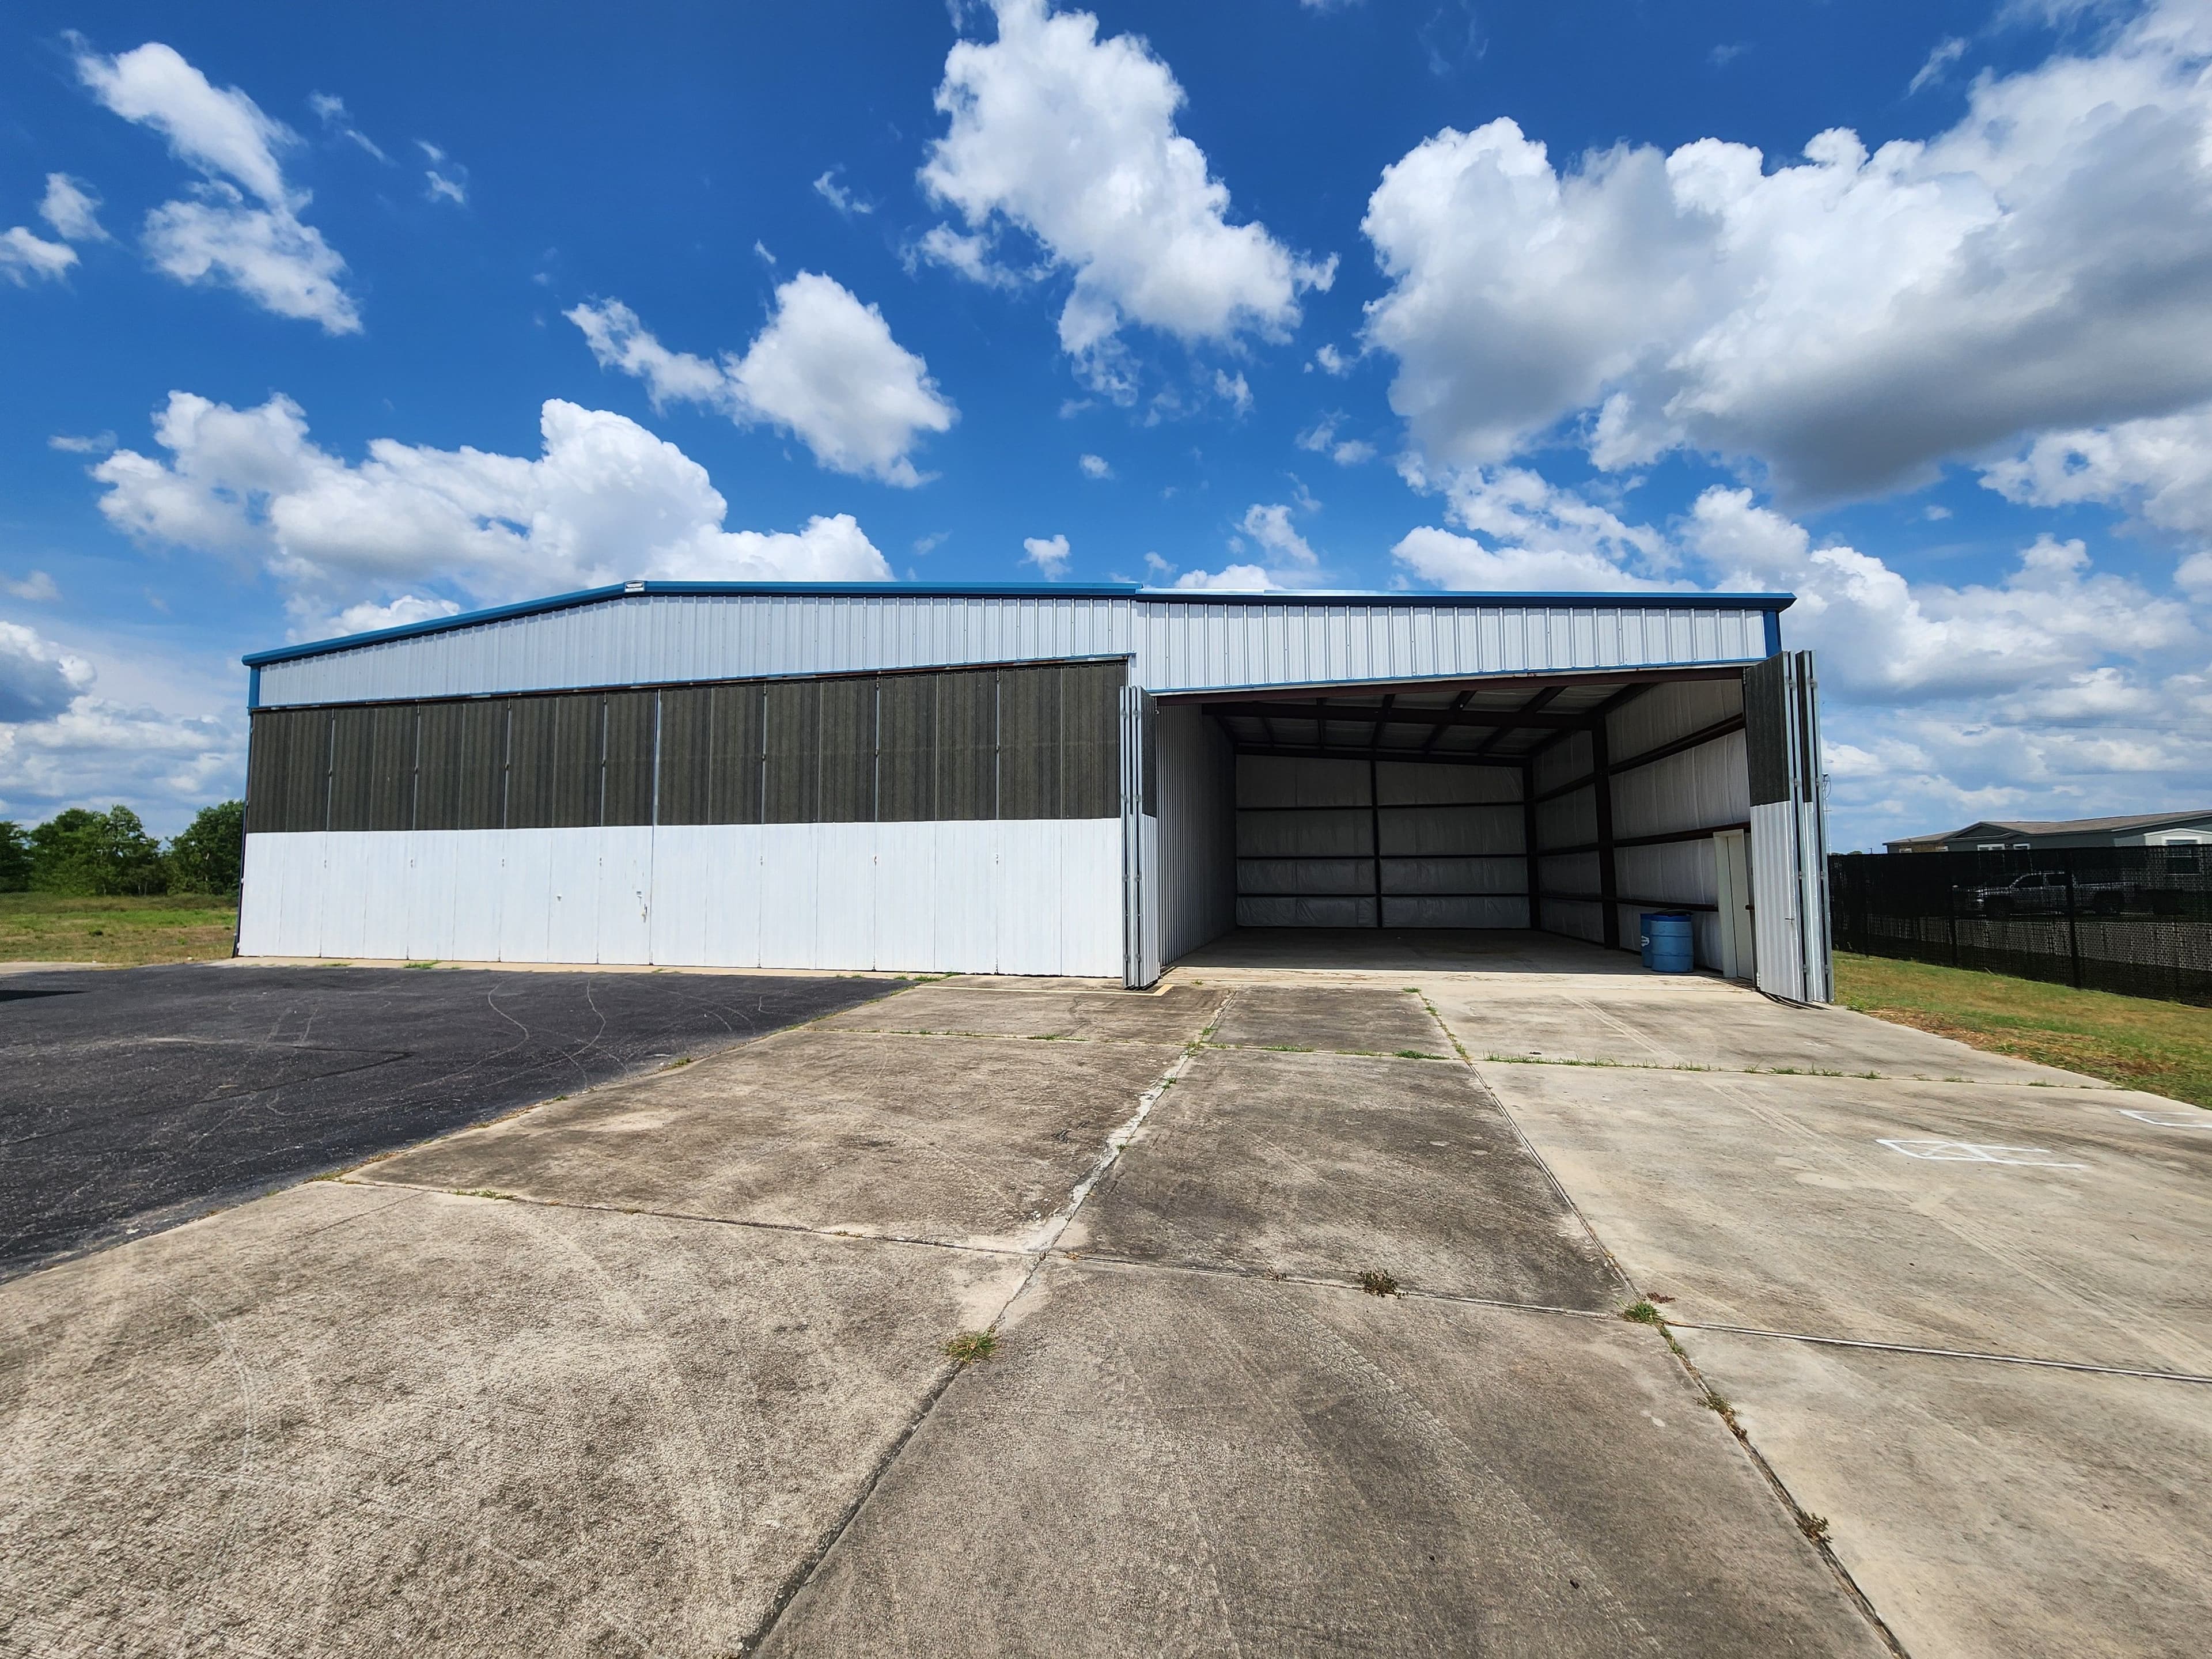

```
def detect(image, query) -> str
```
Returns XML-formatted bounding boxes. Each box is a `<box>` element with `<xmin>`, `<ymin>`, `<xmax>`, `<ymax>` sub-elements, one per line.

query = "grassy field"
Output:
<box><xmin>0</xmin><ymin>893</ymin><xmax>238</xmax><ymax>967</ymax></box>
<box><xmin>1835</xmin><ymin>951</ymin><xmax>2212</xmax><ymax>1108</ymax></box>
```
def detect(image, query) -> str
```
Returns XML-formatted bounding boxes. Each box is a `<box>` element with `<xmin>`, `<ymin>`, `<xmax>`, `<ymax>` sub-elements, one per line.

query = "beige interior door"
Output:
<box><xmin>1713</xmin><ymin>828</ymin><xmax>1755</xmax><ymax>980</ymax></box>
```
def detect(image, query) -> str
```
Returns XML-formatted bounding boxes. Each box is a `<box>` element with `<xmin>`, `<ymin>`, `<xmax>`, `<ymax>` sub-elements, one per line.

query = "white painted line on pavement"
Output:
<box><xmin>1877</xmin><ymin>1138</ymin><xmax>2086</xmax><ymax>1168</ymax></box>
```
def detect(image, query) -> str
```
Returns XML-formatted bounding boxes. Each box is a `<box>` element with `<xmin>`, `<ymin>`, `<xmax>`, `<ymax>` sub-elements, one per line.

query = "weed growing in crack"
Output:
<box><xmin>1621</xmin><ymin>1300</ymin><xmax>1665</xmax><ymax>1325</ymax></box>
<box><xmin>1798</xmin><ymin>1513</ymin><xmax>1831</xmax><ymax>1544</ymax></box>
<box><xmin>1359</xmin><ymin>1270</ymin><xmax>1401</xmax><ymax>1297</ymax></box>
<box><xmin>944</xmin><ymin>1330</ymin><xmax>998</xmax><ymax>1365</ymax></box>
<box><xmin>660</xmin><ymin>1056</ymin><xmax>694</xmax><ymax>1070</ymax></box>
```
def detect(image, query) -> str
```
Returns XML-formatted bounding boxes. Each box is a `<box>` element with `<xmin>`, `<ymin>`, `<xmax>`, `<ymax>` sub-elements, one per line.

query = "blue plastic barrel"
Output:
<box><xmin>1641</xmin><ymin>912</ymin><xmax>1694</xmax><ymax>974</ymax></box>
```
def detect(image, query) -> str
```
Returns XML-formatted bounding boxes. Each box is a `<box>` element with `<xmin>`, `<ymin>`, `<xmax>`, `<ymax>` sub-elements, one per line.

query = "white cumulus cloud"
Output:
<box><xmin>1022</xmin><ymin>533</ymin><xmax>1072</xmax><ymax>577</ymax></box>
<box><xmin>3</xmin><ymin>571</ymin><xmax>61</xmax><ymax>602</ymax></box>
<box><xmin>0</xmin><ymin>623</ymin><xmax>96</xmax><ymax>724</ymax></box>
<box><xmin>568</xmin><ymin>275</ymin><xmax>956</xmax><ymax>487</ymax></box>
<box><xmin>39</xmin><ymin>174</ymin><xmax>107</xmax><ymax>241</ymax></box>
<box><xmin>1361</xmin><ymin>0</ymin><xmax>2212</xmax><ymax>501</ymax></box>
<box><xmin>86</xmin><ymin>391</ymin><xmax>894</xmax><ymax>638</ymax></box>
<box><xmin>1983</xmin><ymin>406</ymin><xmax>2212</xmax><ymax>553</ymax></box>
<box><xmin>75</xmin><ymin>40</ymin><xmax>359</xmax><ymax>333</ymax></box>
<box><xmin>0</xmin><ymin>225</ymin><xmax>76</xmax><ymax>283</ymax></box>
<box><xmin>920</xmin><ymin>0</ymin><xmax>1334</xmax><ymax>396</ymax></box>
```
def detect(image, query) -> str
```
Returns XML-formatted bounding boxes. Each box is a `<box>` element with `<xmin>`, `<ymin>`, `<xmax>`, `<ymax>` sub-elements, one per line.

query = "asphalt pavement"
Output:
<box><xmin>0</xmin><ymin>963</ymin><xmax>891</xmax><ymax>1278</ymax></box>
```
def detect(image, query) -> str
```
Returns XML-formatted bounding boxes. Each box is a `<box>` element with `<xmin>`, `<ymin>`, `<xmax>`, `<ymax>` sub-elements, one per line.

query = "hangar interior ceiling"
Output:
<box><xmin>1180</xmin><ymin>669</ymin><xmax>1741</xmax><ymax>770</ymax></box>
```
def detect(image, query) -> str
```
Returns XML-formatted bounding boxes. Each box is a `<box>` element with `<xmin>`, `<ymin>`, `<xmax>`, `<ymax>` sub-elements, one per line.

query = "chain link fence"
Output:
<box><xmin>1829</xmin><ymin>846</ymin><xmax>2212</xmax><ymax>1006</ymax></box>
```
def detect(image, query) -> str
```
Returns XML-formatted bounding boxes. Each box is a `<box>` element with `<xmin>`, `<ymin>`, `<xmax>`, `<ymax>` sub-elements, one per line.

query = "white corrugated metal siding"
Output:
<box><xmin>238</xmin><ymin>820</ymin><xmax>1122</xmax><ymax>975</ymax></box>
<box><xmin>254</xmin><ymin>591</ymin><xmax>1778</xmax><ymax>707</ymax></box>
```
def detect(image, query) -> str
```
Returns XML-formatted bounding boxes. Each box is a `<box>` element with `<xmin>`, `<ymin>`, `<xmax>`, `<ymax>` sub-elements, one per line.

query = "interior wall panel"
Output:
<box><xmin>1154</xmin><ymin>706</ymin><xmax>1238</xmax><ymax>962</ymax></box>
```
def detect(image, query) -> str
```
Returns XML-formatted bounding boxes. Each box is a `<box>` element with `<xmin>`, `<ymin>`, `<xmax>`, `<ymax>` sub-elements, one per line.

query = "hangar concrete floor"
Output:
<box><xmin>1</xmin><ymin>950</ymin><xmax>2205</xmax><ymax>1658</ymax></box>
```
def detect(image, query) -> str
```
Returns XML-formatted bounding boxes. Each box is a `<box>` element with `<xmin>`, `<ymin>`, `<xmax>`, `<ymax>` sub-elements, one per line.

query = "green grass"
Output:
<box><xmin>942</xmin><ymin>1330</ymin><xmax>998</xmax><ymax>1365</ymax></box>
<box><xmin>1835</xmin><ymin>952</ymin><xmax>2212</xmax><ymax>1108</ymax></box>
<box><xmin>0</xmin><ymin>892</ymin><xmax>237</xmax><ymax>966</ymax></box>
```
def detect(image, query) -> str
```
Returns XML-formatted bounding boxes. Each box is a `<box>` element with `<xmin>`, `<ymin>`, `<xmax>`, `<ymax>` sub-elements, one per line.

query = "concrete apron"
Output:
<box><xmin>1</xmin><ymin>975</ymin><xmax>1892</xmax><ymax>1657</ymax></box>
<box><xmin>1430</xmin><ymin>984</ymin><xmax>2212</xmax><ymax>1659</ymax></box>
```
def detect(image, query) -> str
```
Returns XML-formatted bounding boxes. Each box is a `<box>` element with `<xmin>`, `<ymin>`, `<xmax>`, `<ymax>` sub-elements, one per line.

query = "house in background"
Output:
<box><xmin>1885</xmin><ymin>810</ymin><xmax>2212</xmax><ymax>853</ymax></box>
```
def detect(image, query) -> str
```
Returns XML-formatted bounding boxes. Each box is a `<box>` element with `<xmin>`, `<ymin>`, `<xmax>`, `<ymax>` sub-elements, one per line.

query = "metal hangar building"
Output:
<box><xmin>237</xmin><ymin>582</ymin><xmax>1833</xmax><ymax>1000</ymax></box>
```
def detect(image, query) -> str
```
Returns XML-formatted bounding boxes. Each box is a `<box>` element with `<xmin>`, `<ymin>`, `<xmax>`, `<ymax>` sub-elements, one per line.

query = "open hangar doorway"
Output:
<box><xmin>1130</xmin><ymin>653</ymin><xmax>1829</xmax><ymax>1002</ymax></box>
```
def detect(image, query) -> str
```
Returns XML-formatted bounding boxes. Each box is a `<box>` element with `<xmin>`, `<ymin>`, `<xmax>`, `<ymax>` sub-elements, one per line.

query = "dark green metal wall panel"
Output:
<box><xmin>935</xmin><ymin>670</ymin><xmax>997</xmax><ymax>821</ymax></box>
<box><xmin>708</xmin><ymin>683</ymin><xmax>764</xmax><ymax>824</ymax></box>
<box><xmin>327</xmin><ymin>704</ymin><xmax>416</xmax><ymax>832</ymax></box>
<box><xmin>997</xmin><ymin>665</ymin><xmax>1061</xmax><ymax>820</ymax></box>
<box><xmin>818</xmin><ymin>677</ymin><xmax>876</xmax><ymax>824</ymax></box>
<box><xmin>603</xmin><ymin>691</ymin><xmax>658</xmax><ymax>828</ymax></box>
<box><xmin>416</xmin><ymin>700</ymin><xmax>507</xmax><ymax>831</ymax></box>
<box><xmin>877</xmin><ymin>673</ymin><xmax>936</xmax><ymax>822</ymax></box>
<box><xmin>1061</xmin><ymin>661</ymin><xmax>1124</xmax><ymax>819</ymax></box>
<box><xmin>245</xmin><ymin>708</ymin><xmax>331</xmax><ymax>834</ymax></box>
<box><xmin>656</xmin><ymin>685</ymin><xmax>714</xmax><ymax>826</ymax></box>
<box><xmin>249</xmin><ymin>657</ymin><xmax>1129</xmax><ymax>837</ymax></box>
<box><xmin>763</xmin><ymin>680</ymin><xmax>821</xmax><ymax>824</ymax></box>
<box><xmin>507</xmin><ymin>694</ymin><xmax>601</xmax><ymax>830</ymax></box>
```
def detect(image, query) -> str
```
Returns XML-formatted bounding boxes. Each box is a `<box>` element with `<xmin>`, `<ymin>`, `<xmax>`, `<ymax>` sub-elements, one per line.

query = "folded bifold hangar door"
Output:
<box><xmin>1744</xmin><ymin>650</ymin><xmax>1832</xmax><ymax>1005</ymax></box>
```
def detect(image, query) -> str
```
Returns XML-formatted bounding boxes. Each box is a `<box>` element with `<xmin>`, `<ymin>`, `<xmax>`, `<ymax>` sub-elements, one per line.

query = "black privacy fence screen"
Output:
<box><xmin>1829</xmin><ymin>847</ymin><xmax>2212</xmax><ymax>1006</ymax></box>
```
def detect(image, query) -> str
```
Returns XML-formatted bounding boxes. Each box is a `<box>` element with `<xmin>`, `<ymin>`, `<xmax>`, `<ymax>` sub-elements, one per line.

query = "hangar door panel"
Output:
<box><xmin>1744</xmin><ymin>652</ymin><xmax>1833</xmax><ymax>1004</ymax></box>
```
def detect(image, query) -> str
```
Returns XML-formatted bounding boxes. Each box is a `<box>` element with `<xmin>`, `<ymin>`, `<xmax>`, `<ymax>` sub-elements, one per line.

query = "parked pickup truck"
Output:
<box><xmin>1954</xmin><ymin>870</ymin><xmax>2131</xmax><ymax>918</ymax></box>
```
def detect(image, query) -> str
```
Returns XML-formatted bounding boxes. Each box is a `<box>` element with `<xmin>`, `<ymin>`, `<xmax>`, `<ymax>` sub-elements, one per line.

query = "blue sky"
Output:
<box><xmin>3</xmin><ymin>0</ymin><xmax>2209</xmax><ymax>847</ymax></box>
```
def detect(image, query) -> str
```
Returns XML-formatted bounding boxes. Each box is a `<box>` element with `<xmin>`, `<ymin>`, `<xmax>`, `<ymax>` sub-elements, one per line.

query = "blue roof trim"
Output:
<box><xmin>242</xmin><ymin>580</ymin><xmax>1798</xmax><ymax>668</ymax></box>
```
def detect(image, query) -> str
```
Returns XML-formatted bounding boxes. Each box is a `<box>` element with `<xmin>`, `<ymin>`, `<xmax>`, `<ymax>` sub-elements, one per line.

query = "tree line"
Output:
<box><xmin>0</xmin><ymin>801</ymin><xmax>245</xmax><ymax>897</ymax></box>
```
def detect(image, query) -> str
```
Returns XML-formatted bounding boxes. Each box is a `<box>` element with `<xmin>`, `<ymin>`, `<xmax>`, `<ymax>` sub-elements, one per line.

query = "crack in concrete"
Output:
<box><xmin>1668</xmin><ymin>1321</ymin><xmax>2212</xmax><ymax>1387</ymax></box>
<box><xmin>729</xmin><ymin>991</ymin><xmax>1232</xmax><ymax>1657</ymax></box>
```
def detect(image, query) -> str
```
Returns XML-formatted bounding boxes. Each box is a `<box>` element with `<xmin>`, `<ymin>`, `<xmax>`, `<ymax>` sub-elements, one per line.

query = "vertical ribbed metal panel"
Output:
<box><xmin>818</xmin><ymin>677</ymin><xmax>876</xmax><ymax>824</ymax></box>
<box><xmin>245</xmin><ymin>707</ymin><xmax>331</xmax><ymax>834</ymax></box>
<box><xmin>877</xmin><ymin>673</ymin><xmax>936</xmax><ymax>822</ymax></box>
<box><xmin>763</xmin><ymin>680</ymin><xmax>821</xmax><ymax>824</ymax></box>
<box><xmin>603</xmin><ymin>691</ymin><xmax>657</xmax><ymax>828</ymax></box>
<box><xmin>656</xmin><ymin>685</ymin><xmax>714</xmax><ymax>826</ymax></box>
<box><xmin>416</xmin><ymin>700</ymin><xmax>507</xmax><ymax>831</ymax></box>
<box><xmin>997</xmin><ymin>665</ymin><xmax>1060</xmax><ymax>820</ymax></box>
<box><xmin>253</xmin><ymin>591</ymin><xmax>1782</xmax><ymax>709</ymax></box>
<box><xmin>508</xmin><ymin>694</ymin><xmax>601</xmax><ymax>830</ymax></box>
<box><xmin>1061</xmin><ymin>660</ymin><xmax>1124</xmax><ymax>820</ymax></box>
<box><xmin>328</xmin><ymin>704</ymin><xmax>416</xmax><ymax>832</ymax></box>
<box><xmin>935</xmin><ymin>670</ymin><xmax>996</xmax><ymax>821</ymax></box>
<box><xmin>658</xmin><ymin>683</ymin><xmax>764</xmax><ymax>826</ymax></box>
